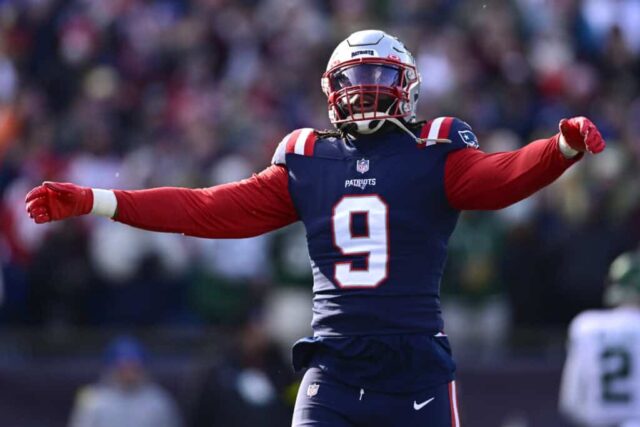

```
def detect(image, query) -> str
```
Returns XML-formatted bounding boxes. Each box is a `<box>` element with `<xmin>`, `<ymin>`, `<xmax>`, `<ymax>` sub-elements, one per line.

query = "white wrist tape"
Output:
<box><xmin>558</xmin><ymin>133</ymin><xmax>580</xmax><ymax>159</ymax></box>
<box><xmin>91</xmin><ymin>189</ymin><xmax>117</xmax><ymax>218</ymax></box>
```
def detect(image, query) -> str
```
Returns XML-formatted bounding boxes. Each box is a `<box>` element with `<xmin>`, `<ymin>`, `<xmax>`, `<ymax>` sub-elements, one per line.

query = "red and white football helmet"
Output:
<box><xmin>322</xmin><ymin>30</ymin><xmax>421</xmax><ymax>135</ymax></box>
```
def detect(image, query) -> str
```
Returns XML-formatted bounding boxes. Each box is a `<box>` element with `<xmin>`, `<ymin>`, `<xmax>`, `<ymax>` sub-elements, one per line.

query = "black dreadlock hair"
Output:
<box><xmin>314</xmin><ymin>119</ymin><xmax>427</xmax><ymax>141</ymax></box>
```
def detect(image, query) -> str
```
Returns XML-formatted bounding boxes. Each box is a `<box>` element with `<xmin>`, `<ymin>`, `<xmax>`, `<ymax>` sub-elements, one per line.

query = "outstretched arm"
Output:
<box><xmin>445</xmin><ymin>117</ymin><xmax>605</xmax><ymax>210</ymax></box>
<box><xmin>25</xmin><ymin>164</ymin><xmax>299</xmax><ymax>238</ymax></box>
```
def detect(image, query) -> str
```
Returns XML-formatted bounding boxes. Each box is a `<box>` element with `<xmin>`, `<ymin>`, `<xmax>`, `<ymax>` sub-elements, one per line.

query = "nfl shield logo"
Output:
<box><xmin>307</xmin><ymin>383</ymin><xmax>319</xmax><ymax>397</ymax></box>
<box><xmin>356</xmin><ymin>158</ymin><xmax>369</xmax><ymax>174</ymax></box>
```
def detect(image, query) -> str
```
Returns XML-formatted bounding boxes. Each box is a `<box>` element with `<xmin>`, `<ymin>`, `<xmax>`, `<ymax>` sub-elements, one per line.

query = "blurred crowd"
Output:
<box><xmin>0</xmin><ymin>0</ymin><xmax>639</xmax><ymax>346</ymax></box>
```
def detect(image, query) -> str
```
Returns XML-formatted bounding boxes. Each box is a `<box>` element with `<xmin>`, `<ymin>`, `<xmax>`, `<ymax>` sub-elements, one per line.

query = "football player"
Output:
<box><xmin>560</xmin><ymin>250</ymin><xmax>640</xmax><ymax>427</ymax></box>
<box><xmin>26</xmin><ymin>30</ymin><xmax>605</xmax><ymax>426</ymax></box>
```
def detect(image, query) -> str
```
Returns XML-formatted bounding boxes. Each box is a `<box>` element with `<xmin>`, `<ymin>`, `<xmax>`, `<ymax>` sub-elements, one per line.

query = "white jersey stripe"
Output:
<box><xmin>451</xmin><ymin>380</ymin><xmax>460</xmax><ymax>427</ymax></box>
<box><xmin>294</xmin><ymin>128</ymin><xmax>313</xmax><ymax>155</ymax></box>
<box><xmin>428</xmin><ymin>117</ymin><xmax>445</xmax><ymax>141</ymax></box>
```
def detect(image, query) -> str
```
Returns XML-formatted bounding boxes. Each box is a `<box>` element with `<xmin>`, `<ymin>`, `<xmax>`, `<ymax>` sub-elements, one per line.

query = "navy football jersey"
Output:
<box><xmin>272</xmin><ymin>117</ymin><xmax>480</xmax><ymax>392</ymax></box>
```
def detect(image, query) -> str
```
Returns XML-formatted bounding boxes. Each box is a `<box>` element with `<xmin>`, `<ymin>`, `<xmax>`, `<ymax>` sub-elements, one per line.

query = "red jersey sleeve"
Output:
<box><xmin>113</xmin><ymin>164</ymin><xmax>298</xmax><ymax>238</ymax></box>
<box><xmin>445</xmin><ymin>134</ymin><xmax>582</xmax><ymax>210</ymax></box>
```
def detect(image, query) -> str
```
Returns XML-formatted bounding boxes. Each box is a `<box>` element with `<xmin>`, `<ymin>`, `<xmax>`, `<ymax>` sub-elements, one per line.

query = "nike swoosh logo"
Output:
<box><xmin>413</xmin><ymin>397</ymin><xmax>435</xmax><ymax>410</ymax></box>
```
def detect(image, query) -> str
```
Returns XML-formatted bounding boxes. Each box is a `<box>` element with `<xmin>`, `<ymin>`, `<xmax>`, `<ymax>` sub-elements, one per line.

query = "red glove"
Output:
<box><xmin>25</xmin><ymin>182</ymin><xmax>93</xmax><ymax>224</ymax></box>
<box><xmin>559</xmin><ymin>117</ymin><xmax>606</xmax><ymax>154</ymax></box>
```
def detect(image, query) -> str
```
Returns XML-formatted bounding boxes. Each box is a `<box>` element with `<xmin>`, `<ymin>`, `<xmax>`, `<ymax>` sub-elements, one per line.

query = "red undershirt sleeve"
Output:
<box><xmin>113</xmin><ymin>164</ymin><xmax>298</xmax><ymax>238</ymax></box>
<box><xmin>445</xmin><ymin>134</ymin><xmax>583</xmax><ymax>211</ymax></box>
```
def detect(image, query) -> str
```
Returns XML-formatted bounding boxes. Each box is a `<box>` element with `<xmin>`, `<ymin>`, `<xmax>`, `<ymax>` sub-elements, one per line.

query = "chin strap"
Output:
<box><xmin>387</xmin><ymin>118</ymin><xmax>452</xmax><ymax>146</ymax></box>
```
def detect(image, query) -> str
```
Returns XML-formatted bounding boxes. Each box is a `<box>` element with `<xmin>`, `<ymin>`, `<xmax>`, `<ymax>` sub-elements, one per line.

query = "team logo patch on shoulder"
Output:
<box><xmin>458</xmin><ymin>130</ymin><xmax>479</xmax><ymax>148</ymax></box>
<box><xmin>356</xmin><ymin>158</ymin><xmax>369</xmax><ymax>174</ymax></box>
<box><xmin>307</xmin><ymin>383</ymin><xmax>319</xmax><ymax>397</ymax></box>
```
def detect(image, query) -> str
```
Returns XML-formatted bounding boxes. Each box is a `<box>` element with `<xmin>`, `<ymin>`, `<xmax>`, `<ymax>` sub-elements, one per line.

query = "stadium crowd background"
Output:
<box><xmin>0</xmin><ymin>0</ymin><xmax>639</xmax><ymax>425</ymax></box>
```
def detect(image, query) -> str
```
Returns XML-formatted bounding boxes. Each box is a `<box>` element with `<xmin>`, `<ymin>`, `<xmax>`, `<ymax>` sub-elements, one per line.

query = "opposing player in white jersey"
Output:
<box><xmin>560</xmin><ymin>250</ymin><xmax>640</xmax><ymax>426</ymax></box>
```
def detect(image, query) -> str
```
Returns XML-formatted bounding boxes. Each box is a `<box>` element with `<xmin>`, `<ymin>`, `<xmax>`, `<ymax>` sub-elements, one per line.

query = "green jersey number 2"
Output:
<box><xmin>601</xmin><ymin>346</ymin><xmax>633</xmax><ymax>403</ymax></box>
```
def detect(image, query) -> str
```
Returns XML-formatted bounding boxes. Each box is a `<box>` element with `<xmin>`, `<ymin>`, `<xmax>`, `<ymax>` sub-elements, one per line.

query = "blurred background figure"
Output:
<box><xmin>559</xmin><ymin>249</ymin><xmax>640</xmax><ymax>426</ymax></box>
<box><xmin>189</xmin><ymin>315</ymin><xmax>294</xmax><ymax>427</ymax></box>
<box><xmin>68</xmin><ymin>335</ymin><xmax>183</xmax><ymax>427</ymax></box>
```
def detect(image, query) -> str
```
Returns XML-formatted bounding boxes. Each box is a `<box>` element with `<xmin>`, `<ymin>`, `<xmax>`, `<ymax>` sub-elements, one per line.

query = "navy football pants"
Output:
<box><xmin>292</xmin><ymin>367</ymin><xmax>461</xmax><ymax>426</ymax></box>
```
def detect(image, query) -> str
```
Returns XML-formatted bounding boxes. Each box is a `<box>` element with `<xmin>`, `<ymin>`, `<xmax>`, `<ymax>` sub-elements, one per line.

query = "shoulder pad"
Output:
<box><xmin>420</xmin><ymin>117</ymin><xmax>479</xmax><ymax>149</ymax></box>
<box><xmin>271</xmin><ymin>128</ymin><xmax>317</xmax><ymax>165</ymax></box>
<box><xmin>75</xmin><ymin>385</ymin><xmax>99</xmax><ymax>408</ymax></box>
<box><xmin>568</xmin><ymin>309</ymin><xmax>605</xmax><ymax>339</ymax></box>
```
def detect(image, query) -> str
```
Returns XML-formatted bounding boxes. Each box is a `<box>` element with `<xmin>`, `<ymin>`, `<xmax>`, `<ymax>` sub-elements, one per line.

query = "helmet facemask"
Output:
<box><xmin>322</xmin><ymin>57</ymin><xmax>420</xmax><ymax>135</ymax></box>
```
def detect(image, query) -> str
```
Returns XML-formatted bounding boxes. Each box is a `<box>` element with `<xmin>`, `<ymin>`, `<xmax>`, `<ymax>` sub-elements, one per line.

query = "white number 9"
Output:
<box><xmin>332</xmin><ymin>195</ymin><xmax>389</xmax><ymax>288</ymax></box>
